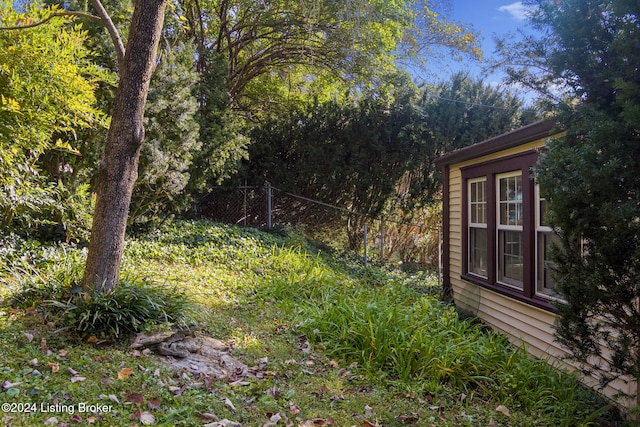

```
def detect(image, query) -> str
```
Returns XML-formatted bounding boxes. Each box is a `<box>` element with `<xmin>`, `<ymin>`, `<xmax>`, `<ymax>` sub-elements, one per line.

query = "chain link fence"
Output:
<box><xmin>193</xmin><ymin>184</ymin><xmax>441</xmax><ymax>271</ymax></box>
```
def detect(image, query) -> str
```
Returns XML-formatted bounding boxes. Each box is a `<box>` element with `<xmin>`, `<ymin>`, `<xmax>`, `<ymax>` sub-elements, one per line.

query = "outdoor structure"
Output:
<box><xmin>435</xmin><ymin>120</ymin><xmax>637</xmax><ymax>407</ymax></box>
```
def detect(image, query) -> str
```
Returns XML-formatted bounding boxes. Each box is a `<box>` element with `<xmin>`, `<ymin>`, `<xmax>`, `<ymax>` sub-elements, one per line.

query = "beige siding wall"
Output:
<box><xmin>446</xmin><ymin>139</ymin><xmax>638</xmax><ymax>407</ymax></box>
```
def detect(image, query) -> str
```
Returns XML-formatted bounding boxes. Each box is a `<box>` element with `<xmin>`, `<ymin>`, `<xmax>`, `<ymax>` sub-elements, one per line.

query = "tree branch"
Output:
<box><xmin>0</xmin><ymin>2</ymin><xmax>124</xmax><ymax>70</ymax></box>
<box><xmin>0</xmin><ymin>11</ymin><xmax>101</xmax><ymax>30</ymax></box>
<box><xmin>89</xmin><ymin>0</ymin><xmax>125</xmax><ymax>69</ymax></box>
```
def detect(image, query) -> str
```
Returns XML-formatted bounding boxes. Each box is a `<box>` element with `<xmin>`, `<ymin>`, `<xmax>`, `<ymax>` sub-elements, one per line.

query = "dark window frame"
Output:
<box><xmin>461</xmin><ymin>150</ymin><xmax>556</xmax><ymax>312</ymax></box>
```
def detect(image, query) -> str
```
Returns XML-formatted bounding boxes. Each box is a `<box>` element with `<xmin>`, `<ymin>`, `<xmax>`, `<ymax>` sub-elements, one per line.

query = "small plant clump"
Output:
<box><xmin>46</xmin><ymin>281</ymin><xmax>199</xmax><ymax>339</ymax></box>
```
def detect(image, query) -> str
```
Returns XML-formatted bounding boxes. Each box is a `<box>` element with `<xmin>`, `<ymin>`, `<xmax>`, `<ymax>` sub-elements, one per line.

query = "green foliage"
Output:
<box><xmin>243</xmin><ymin>73</ymin><xmax>531</xmax><ymax>249</ymax></box>
<box><xmin>418</xmin><ymin>72</ymin><xmax>537</xmax><ymax>156</ymax></box>
<box><xmin>0</xmin><ymin>232</ymin><xmax>86</xmax><ymax>302</ymax></box>
<box><xmin>0</xmin><ymin>0</ymin><xmax>106</xmax><ymax>236</ymax></box>
<box><xmin>393</xmin><ymin>72</ymin><xmax>535</xmax><ymax>212</ymax></box>
<box><xmin>537</xmin><ymin>109</ymin><xmax>640</xmax><ymax>390</ymax></box>
<box><xmin>8</xmin><ymin>263</ymin><xmax>199</xmax><ymax>339</ymax></box>
<box><xmin>296</xmin><ymin>283</ymin><xmax>604</xmax><ymax>422</ymax></box>
<box><xmin>47</xmin><ymin>281</ymin><xmax>199</xmax><ymax>338</ymax></box>
<box><xmin>243</xmin><ymin>78</ymin><xmax>427</xmax><ymax>246</ymax></box>
<box><xmin>301</xmin><ymin>287</ymin><xmax>491</xmax><ymax>383</ymax></box>
<box><xmin>509</xmin><ymin>0</ymin><xmax>640</xmax><ymax>399</ymax></box>
<box><xmin>176</xmin><ymin>0</ymin><xmax>480</xmax><ymax>115</ymax></box>
<box><xmin>187</xmin><ymin>51</ymin><xmax>249</xmax><ymax>194</ymax></box>
<box><xmin>2</xmin><ymin>230</ymin><xmax>198</xmax><ymax>339</ymax></box>
<box><xmin>130</xmin><ymin>43</ymin><xmax>201</xmax><ymax>225</ymax></box>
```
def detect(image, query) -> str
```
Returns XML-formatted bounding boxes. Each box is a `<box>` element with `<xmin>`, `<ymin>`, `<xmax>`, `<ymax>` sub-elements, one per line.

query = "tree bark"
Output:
<box><xmin>83</xmin><ymin>0</ymin><xmax>168</xmax><ymax>292</ymax></box>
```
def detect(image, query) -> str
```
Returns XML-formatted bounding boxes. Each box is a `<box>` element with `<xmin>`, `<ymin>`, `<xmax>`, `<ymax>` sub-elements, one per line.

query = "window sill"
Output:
<box><xmin>460</xmin><ymin>274</ymin><xmax>557</xmax><ymax>313</ymax></box>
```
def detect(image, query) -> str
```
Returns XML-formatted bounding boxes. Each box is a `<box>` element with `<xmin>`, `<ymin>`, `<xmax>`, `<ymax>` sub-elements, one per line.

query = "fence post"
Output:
<box><xmin>363</xmin><ymin>221</ymin><xmax>368</xmax><ymax>268</ymax></box>
<box><xmin>242</xmin><ymin>185</ymin><xmax>247</xmax><ymax>226</ymax></box>
<box><xmin>266</xmin><ymin>182</ymin><xmax>273</xmax><ymax>228</ymax></box>
<box><xmin>438</xmin><ymin>228</ymin><xmax>442</xmax><ymax>288</ymax></box>
<box><xmin>379</xmin><ymin>217</ymin><xmax>385</xmax><ymax>261</ymax></box>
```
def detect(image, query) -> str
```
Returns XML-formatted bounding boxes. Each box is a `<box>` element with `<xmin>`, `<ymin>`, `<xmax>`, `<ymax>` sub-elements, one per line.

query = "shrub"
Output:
<box><xmin>48</xmin><ymin>281</ymin><xmax>199</xmax><ymax>338</ymax></box>
<box><xmin>8</xmin><ymin>279</ymin><xmax>199</xmax><ymax>339</ymax></box>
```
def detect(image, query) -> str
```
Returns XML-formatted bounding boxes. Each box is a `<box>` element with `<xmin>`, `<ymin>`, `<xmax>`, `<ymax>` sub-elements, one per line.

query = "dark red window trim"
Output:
<box><xmin>460</xmin><ymin>150</ymin><xmax>556</xmax><ymax>312</ymax></box>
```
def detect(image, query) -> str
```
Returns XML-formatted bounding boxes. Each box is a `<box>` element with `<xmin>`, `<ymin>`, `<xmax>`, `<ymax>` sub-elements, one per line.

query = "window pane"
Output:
<box><xmin>537</xmin><ymin>231</ymin><xmax>559</xmax><ymax>297</ymax></box>
<box><xmin>539</xmin><ymin>197</ymin><xmax>549</xmax><ymax>227</ymax></box>
<box><xmin>469</xmin><ymin>227</ymin><xmax>487</xmax><ymax>276</ymax></box>
<box><xmin>499</xmin><ymin>175</ymin><xmax>522</xmax><ymax>226</ymax></box>
<box><xmin>470</xmin><ymin>180</ymin><xmax>486</xmax><ymax>224</ymax></box>
<box><xmin>498</xmin><ymin>230</ymin><xmax>523</xmax><ymax>288</ymax></box>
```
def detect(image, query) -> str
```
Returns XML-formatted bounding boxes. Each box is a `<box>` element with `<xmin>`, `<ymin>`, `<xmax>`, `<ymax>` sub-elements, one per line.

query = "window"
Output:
<box><xmin>535</xmin><ymin>187</ymin><xmax>559</xmax><ymax>298</ymax></box>
<box><xmin>468</xmin><ymin>178</ymin><xmax>488</xmax><ymax>277</ymax></box>
<box><xmin>461</xmin><ymin>151</ymin><xmax>560</xmax><ymax>310</ymax></box>
<box><xmin>497</xmin><ymin>173</ymin><xmax>524</xmax><ymax>288</ymax></box>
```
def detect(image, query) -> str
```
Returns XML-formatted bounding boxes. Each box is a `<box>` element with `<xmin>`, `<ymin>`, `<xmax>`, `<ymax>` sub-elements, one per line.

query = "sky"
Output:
<box><xmin>418</xmin><ymin>0</ymin><xmax>538</xmax><ymax>96</ymax></box>
<box><xmin>452</xmin><ymin>0</ymin><xmax>534</xmax><ymax>60</ymax></box>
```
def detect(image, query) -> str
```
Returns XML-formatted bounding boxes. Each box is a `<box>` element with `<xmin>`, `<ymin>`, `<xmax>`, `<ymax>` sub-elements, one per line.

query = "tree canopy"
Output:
<box><xmin>417</xmin><ymin>71</ymin><xmax>538</xmax><ymax>169</ymax></box>
<box><xmin>245</xmin><ymin>78</ymin><xmax>421</xmax><ymax>213</ymax></box>
<box><xmin>176</xmin><ymin>0</ymin><xmax>481</xmax><ymax>115</ymax></box>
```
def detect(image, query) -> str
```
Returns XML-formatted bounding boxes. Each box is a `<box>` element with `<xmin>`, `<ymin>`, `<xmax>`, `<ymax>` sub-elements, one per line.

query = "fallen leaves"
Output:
<box><xmin>495</xmin><ymin>404</ymin><xmax>511</xmax><ymax>416</ymax></box>
<box><xmin>168</xmin><ymin>384</ymin><xmax>188</xmax><ymax>396</ymax></box>
<box><xmin>288</xmin><ymin>402</ymin><xmax>300</xmax><ymax>415</ymax></box>
<box><xmin>266</xmin><ymin>385</ymin><xmax>282</xmax><ymax>400</ymax></box>
<box><xmin>2</xmin><ymin>380</ymin><xmax>22</xmax><ymax>390</ymax></box>
<box><xmin>43</xmin><ymin>360</ymin><xmax>84</xmax><ymax>385</ymax></box>
<box><xmin>203</xmin><ymin>420</ymin><xmax>241</xmax><ymax>427</ymax></box>
<box><xmin>147</xmin><ymin>396</ymin><xmax>161</xmax><ymax>410</ymax></box>
<box><xmin>223</xmin><ymin>397</ymin><xmax>237</xmax><ymax>413</ymax></box>
<box><xmin>139</xmin><ymin>411</ymin><xmax>156</xmax><ymax>425</ymax></box>
<box><xmin>364</xmin><ymin>404</ymin><xmax>374</xmax><ymax>418</ymax></box>
<box><xmin>262</xmin><ymin>412</ymin><xmax>283</xmax><ymax>427</ymax></box>
<box><xmin>40</xmin><ymin>338</ymin><xmax>50</xmax><ymax>355</ymax></box>
<box><xmin>43</xmin><ymin>417</ymin><xmax>58</xmax><ymax>425</ymax></box>
<box><xmin>130</xmin><ymin>408</ymin><xmax>155</xmax><ymax>425</ymax></box>
<box><xmin>124</xmin><ymin>392</ymin><xmax>145</xmax><ymax>404</ymax></box>
<box><xmin>395</xmin><ymin>413</ymin><xmax>420</xmax><ymax>424</ymax></box>
<box><xmin>117</xmin><ymin>367</ymin><xmax>133</xmax><ymax>380</ymax></box>
<box><xmin>298</xmin><ymin>418</ymin><xmax>335</xmax><ymax>426</ymax></box>
<box><xmin>120</xmin><ymin>389</ymin><xmax>164</xmax><ymax>426</ymax></box>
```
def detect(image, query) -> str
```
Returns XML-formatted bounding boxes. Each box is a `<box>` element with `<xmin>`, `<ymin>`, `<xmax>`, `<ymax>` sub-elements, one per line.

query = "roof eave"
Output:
<box><xmin>435</xmin><ymin>120</ymin><xmax>561</xmax><ymax>168</ymax></box>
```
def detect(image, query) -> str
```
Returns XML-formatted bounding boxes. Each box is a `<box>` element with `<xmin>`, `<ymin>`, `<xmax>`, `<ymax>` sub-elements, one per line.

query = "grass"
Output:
<box><xmin>0</xmin><ymin>220</ymin><xmax>628</xmax><ymax>426</ymax></box>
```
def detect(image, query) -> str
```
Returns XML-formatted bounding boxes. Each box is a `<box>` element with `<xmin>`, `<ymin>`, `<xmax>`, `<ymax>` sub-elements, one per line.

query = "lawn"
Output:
<box><xmin>0</xmin><ymin>221</ymin><xmax>625</xmax><ymax>426</ymax></box>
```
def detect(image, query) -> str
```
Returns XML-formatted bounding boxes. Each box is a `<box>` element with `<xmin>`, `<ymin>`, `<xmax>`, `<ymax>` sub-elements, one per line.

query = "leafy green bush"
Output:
<box><xmin>299</xmin><ymin>286</ymin><xmax>492</xmax><ymax>382</ymax></box>
<box><xmin>0</xmin><ymin>2</ymin><xmax>106</xmax><ymax>238</ymax></box>
<box><xmin>47</xmin><ymin>281</ymin><xmax>199</xmax><ymax>338</ymax></box>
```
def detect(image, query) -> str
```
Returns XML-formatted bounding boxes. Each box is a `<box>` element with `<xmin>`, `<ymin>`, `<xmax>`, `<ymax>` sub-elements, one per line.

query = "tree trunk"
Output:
<box><xmin>83</xmin><ymin>0</ymin><xmax>168</xmax><ymax>293</ymax></box>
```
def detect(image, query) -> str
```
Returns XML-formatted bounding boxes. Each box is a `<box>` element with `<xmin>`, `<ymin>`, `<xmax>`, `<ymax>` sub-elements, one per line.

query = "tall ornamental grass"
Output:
<box><xmin>294</xmin><ymin>281</ymin><xmax>608</xmax><ymax>421</ymax></box>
